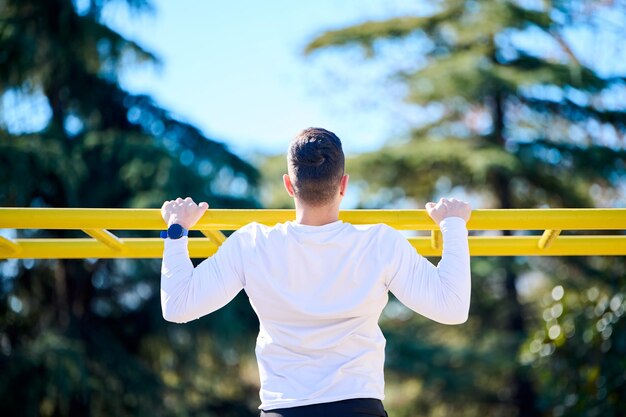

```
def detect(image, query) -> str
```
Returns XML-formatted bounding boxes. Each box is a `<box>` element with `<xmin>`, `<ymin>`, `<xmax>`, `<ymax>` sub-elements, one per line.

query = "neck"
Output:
<box><xmin>294</xmin><ymin>200</ymin><xmax>340</xmax><ymax>226</ymax></box>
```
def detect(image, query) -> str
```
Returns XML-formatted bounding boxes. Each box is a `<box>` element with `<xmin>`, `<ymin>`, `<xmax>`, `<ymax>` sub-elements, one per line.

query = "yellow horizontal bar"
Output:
<box><xmin>417</xmin><ymin>236</ymin><xmax>626</xmax><ymax>257</ymax></box>
<box><xmin>1</xmin><ymin>236</ymin><xmax>624</xmax><ymax>259</ymax></box>
<box><xmin>82</xmin><ymin>229</ymin><xmax>125</xmax><ymax>252</ymax></box>
<box><xmin>1</xmin><ymin>208</ymin><xmax>625</xmax><ymax>231</ymax></box>
<box><xmin>0</xmin><ymin>208</ymin><xmax>164</xmax><ymax>230</ymax></box>
<box><xmin>0</xmin><ymin>238</ymin><xmax>220</xmax><ymax>259</ymax></box>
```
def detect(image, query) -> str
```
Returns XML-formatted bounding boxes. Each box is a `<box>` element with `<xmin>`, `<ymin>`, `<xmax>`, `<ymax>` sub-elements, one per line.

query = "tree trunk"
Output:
<box><xmin>492</xmin><ymin>90</ymin><xmax>541</xmax><ymax>417</ymax></box>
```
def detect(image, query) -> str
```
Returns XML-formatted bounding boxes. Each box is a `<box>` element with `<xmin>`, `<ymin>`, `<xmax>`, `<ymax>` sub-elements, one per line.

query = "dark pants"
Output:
<box><xmin>260</xmin><ymin>398</ymin><xmax>388</xmax><ymax>417</ymax></box>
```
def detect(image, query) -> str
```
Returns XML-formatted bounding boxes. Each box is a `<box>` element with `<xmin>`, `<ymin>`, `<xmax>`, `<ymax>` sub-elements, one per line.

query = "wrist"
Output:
<box><xmin>440</xmin><ymin>216</ymin><xmax>468</xmax><ymax>232</ymax></box>
<box><xmin>167</xmin><ymin>217</ymin><xmax>189</xmax><ymax>229</ymax></box>
<box><xmin>161</xmin><ymin>223</ymin><xmax>189</xmax><ymax>239</ymax></box>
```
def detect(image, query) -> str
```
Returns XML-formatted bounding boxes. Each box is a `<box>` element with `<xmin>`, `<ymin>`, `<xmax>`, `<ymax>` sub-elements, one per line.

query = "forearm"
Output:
<box><xmin>161</xmin><ymin>237</ymin><xmax>244</xmax><ymax>324</ymax></box>
<box><xmin>389</xmin><ymin>217</ymin><xmax>471</xmax><ymax>324</ymax></box>
<box><xmin>433</xmin><ymin>216</ymin><xmax>471</xmax><ymax>323</ymax></box>
<box><xmin>160</xmin><ymin>237</ymin><xmax>196</xmax><ymax>323</ymax></box>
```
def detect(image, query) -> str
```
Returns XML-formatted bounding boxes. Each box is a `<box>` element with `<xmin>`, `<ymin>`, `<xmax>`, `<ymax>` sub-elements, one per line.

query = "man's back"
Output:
<box><xmin>161</xmin><ymin>217</ymin><xmax>470</xmax><ymax>410</ymax></box>
<box><xmin>245</xmin><ymin>220</ymin><xmax>390</xmax><ymax>323</ymax></box>
<box><xmin>241</xmin><ymin>220</ymin><xmax>392</xmax><ymax>409</ymax></box>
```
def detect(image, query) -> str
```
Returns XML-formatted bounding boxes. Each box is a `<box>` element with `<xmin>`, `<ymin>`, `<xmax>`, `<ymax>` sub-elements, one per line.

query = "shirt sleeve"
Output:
<box><xmin>160</xmin><ymin>231</ymin><xmax>245</xmax><ymax>323</ymax></box>
<box><xmin>386</xmin><ymin>217</ymin><xmax>471</xmax><ymax>325</ymax></box>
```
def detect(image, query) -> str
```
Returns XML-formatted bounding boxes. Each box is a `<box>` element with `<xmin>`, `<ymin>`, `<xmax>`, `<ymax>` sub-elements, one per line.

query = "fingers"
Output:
<box><xmin>169</xmin><ymin>197</ymin><xmax>195</xmax><ymax>204</ymax></box>
<box><xmin>426</xmin><ymin>198</ymin><xmax>446</xmax><ymax>210</ymax></box>
<box><xmin>164</xmin><ymin>198</ymin><xmax>209</xmax><ymax>210</ymax></box>
<box><xmin>161</xmin><ymin>197</ymin><xmax>210</xmax><ymax>229</ymax></box>
<box><xmin>426</xmin><ymin>197</ymin><xmax>471</xmax><ymax>222</ymax></box>
<box><xmin>429</xmin><ymin>197</ymin><xmax>465</xmax><ymax>207</ymax></box>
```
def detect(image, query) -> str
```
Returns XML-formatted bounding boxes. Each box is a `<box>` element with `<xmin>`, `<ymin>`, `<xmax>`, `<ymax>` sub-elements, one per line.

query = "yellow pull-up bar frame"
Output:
<box><xmin>0</xmin><ymin>208</ymin><xmax>624</xmax><ymax>259</ymax></box>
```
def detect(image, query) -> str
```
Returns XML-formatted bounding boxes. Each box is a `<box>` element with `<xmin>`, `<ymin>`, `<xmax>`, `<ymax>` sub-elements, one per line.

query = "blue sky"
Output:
<box><xmin>106</xmin><ymin>0</ymin><xmax>424</xmax><ymax>156</ymax></box>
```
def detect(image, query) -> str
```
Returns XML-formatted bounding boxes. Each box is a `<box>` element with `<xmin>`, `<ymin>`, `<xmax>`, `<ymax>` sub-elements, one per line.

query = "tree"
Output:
<box><xmin>306</xmin><ymin>0</ymin><xmax>626</xmax><ymax>416</ymax></box>
<box><xmin>0</xmin><ymin>1</ymin><xmax>260</xmax><ymax>416</ymax></box>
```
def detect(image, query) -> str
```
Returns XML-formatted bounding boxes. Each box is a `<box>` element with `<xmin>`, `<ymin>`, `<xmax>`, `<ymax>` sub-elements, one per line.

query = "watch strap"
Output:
<box><xmin>161</xmin><ymin>224</ymin><xmax>188</xmax><ymax>239</ymax></box>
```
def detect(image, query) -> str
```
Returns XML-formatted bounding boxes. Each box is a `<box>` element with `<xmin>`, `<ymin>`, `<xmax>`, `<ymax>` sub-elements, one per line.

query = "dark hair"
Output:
<box><xmin>287</xmin><ymin>127</ymin><xmax>345</xmax><ymax>206</ymax></box>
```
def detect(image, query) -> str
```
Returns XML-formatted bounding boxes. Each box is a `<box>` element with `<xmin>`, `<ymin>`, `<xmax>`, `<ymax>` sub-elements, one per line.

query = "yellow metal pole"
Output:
<box><xmin>1</xmin><ymin>236</ymin><xmax>625</xmax><ymax>259</ymax></box>
<box><xmin>201</xmin><ymin>230</ymin><xmax>227</xmax><ymax>244</ymax></box>
<box><xmin>0</xmin><ymin>236</ymin><xmax>21</xmax><ymax>254</ymax></box>
<box><xmin>430</xmin><ymin>230</ymin><xmax>442</xmax><ymax>250</ymax></box>
<box><xmin>0</xmin><ymin>208</ymin><xmax>164</xmax><ymax>230</ymax></box>
<box><xmin>0</xmin><ymin>238</ymin><xmax>220</xmax><ymax>259</ymax></box>
<box><xmin>538</xmin><ymin>229</ymin><xmax>561</xmax><ymax>250</ymax></box>
<box><xmin>2</xmin><ymin>208</ymin><xmax>626</xmax><ymax>231</ymax></box>
<box><xmin>82</xmin><ymin>229</ymin><xmax>126</xmax><ymax>252</ymax></box>
<box><xmin>411</xmin><ymin>236</ymin><xmax>626</xmax><ymax>257</ymax></box>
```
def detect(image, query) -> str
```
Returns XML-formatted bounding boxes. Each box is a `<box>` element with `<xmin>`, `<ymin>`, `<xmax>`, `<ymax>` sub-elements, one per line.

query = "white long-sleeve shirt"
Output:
<box><xmin>161</xmin><ymin>217</ymin><xmax>471</xmax><ymax>410</ymax></box>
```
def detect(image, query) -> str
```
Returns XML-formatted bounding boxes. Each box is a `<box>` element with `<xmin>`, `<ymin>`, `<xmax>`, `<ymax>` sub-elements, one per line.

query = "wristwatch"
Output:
<box><xmin>160</xmin><ymin>223</ymin><xmax>188</xmax><ymax>240</ymax></box>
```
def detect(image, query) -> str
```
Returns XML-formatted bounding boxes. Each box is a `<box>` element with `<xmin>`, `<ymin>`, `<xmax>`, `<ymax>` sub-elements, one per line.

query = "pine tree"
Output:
<box><xmin>0</xmin><ymin>1</ymin><xmax>260</xmax><ymax>416</ymax></box>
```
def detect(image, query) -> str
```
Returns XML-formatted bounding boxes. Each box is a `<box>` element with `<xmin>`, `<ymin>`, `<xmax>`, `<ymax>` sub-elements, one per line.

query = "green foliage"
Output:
<box><xmin>523</xmin><ymin>271</ymin><xmax>626</xmax><ymax>417</ymax></box>
<box><xmin>0</xmin><ymin>1</ymin><xmax>260</xmax><ymax>416</ymax></box>
<box><xmin>256</xmin><ymin>153</ymin><xmax>294</xmax><ymax>209</ymax></box>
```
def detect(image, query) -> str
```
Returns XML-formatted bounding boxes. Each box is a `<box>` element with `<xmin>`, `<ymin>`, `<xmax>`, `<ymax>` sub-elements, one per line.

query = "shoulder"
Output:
<box><xmin>233</xmin><ymin>221</ymin><xmax>262</xmax><ymax>235</ymax></box>
<box><xmin>341</xmin><ymin>223</ymin><xmax>406</xmax><ymax>248</ymax></box>
<box><xmin>229</xmin><ymin>221</ymin><xmax>287</xmax><ymax>241</ymax></box>
<box><xmin>229</xmin><ymin>222</ymin><xmax>262</xmax><ymax>240</ymax></box>
<box><xmin>348</xmin><ymin>222</ymin><xmax>402</xmax><ymax>238</ymax></box>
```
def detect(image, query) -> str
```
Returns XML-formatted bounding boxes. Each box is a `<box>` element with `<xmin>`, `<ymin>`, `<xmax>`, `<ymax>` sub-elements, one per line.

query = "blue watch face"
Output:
<box><xmin>168</xmin><ymin>223</ymin><xmax>184</xmax><ymax>239</ymax></box>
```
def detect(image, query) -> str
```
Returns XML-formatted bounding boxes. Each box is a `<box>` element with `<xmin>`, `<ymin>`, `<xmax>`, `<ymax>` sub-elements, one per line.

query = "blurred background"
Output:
<box><xmin>1</xmin><ymin>0</ymin><xmax>626</xmax><ymax>416</ymax></box>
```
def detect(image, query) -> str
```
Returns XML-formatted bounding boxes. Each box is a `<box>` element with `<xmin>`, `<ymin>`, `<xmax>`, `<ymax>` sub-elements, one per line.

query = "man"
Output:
<box><xmin>161</xmin><ymin>127</ymin><xmax>471</xmax><ymax>417</ymax></box>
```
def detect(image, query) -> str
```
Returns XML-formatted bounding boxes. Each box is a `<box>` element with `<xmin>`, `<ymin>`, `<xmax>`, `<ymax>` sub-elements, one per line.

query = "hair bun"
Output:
<box><xmin>299</xmin><ymin>141</ymin><xmax>326</xmax><ymax>166</ymax></box>
<box><xmin>307</xmin><ymin>153</ymin><xmax>325</xmax><ymax>167</ymax></box>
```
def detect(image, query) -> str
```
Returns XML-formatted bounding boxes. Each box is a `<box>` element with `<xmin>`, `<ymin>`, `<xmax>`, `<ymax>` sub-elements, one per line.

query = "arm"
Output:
<box><xmin>386</xmin><ymin>198</ymin><xmax>471</xmax><ymax>325</ymax></box>
<box><xmin>160</xmin><ymin>197</ymin><xmax>244</xmax><ymax>323</ymax></box>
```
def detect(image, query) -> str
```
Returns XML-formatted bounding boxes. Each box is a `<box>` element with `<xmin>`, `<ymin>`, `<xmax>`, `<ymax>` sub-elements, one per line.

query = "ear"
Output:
<box><xmin>339</xmin><ymin>174</ymin><xmax>349</xmax><ymax>197</ymax></box>
<box><xmin>283</xmin><ymin>174</ymin><xmax>296</xmax><ymax>197</ymax></box>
